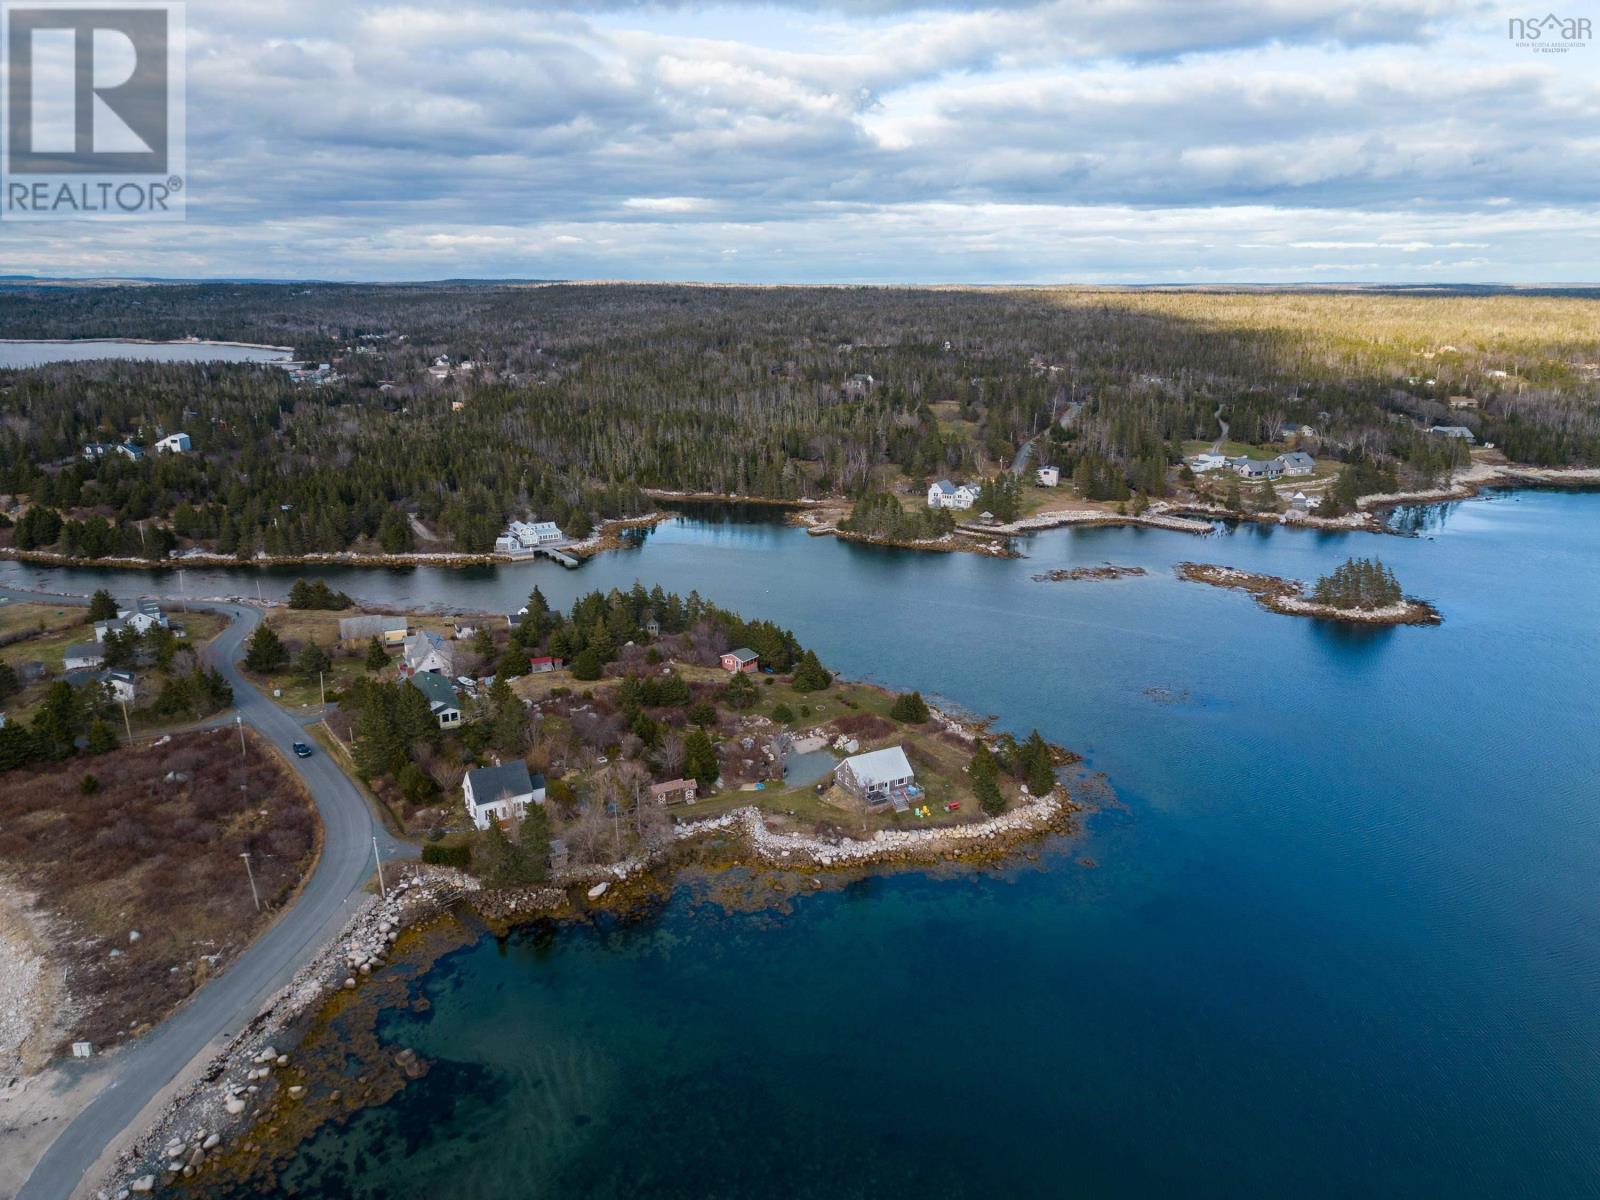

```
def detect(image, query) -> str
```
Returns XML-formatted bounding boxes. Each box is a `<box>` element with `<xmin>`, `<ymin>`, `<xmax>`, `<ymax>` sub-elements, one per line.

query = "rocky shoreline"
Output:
<box><xmin>1032</xmin><ymin>565</ymin><xmax>1148</xmax><ymax>582</ymax></box>
<box><xmin>1175</xmin><ymin>562</ymin><xmax>1441</xmax><ymax>626</ymax></box>
<box><xmin>92</xmin><ymin>779</ymin><xmax>1088</xmax><ymax>1197</ymax></box>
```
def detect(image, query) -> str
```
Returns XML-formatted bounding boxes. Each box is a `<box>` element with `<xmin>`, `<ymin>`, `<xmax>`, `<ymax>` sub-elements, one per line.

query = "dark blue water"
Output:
<box><xmin>10</xmin><ymin>491</ymin><xmax>1600</xmax><ymax>1196</ymax></box>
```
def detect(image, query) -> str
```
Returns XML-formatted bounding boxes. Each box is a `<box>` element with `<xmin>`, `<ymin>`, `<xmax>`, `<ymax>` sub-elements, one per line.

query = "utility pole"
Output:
<box><xmin>119</xmin><ymin>698</ymin><xmax>133</xmax><ymax>746</ymax></box>
<box><xmin>319</xmin><ymin>670</ymin><xmax>326</xmax><ymax>709</ymax></box>
<box><xmin>240</xmin><ymin>852</ymin><xmax>261</xmax><ymax>912</ymax></box>
<box><xmin>256</xmin><ymin>579</ymin><xmax>264</xmax><ymax>605</ymax></box>
<box><xmin>237</xmin><ymin>712</ymin><xmax>246</xmax><ymax>759</ymax></box>
<box><xmin>372</xmin><ymin>836</ymin><xmax>387</xmax><ymax>898</ymax></box>
<box><xmin>178</xmin><ymin>568</ymin><xmax>188</xmax><ymax>613</ymax></box>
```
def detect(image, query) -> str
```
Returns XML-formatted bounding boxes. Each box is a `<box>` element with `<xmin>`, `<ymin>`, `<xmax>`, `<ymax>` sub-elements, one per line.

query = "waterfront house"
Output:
<box><xmin>1232</xmin><ymin>458</ymin><xmax>1282</xmax><ymax>481</ymax></box>
<box><xmin>463</xmin><ymin>761</ymin><xmax>546</xmax><ymax>830</ymax></box>
<box><xmin>155</xmin><ymin>432</ymin><xmax>192</xmax><ymax>454</ymax></box>
<box><xmin>834</xmin><ymin>745</ymin><xmax>916</xmax><ymax>804</ymax></box>
<box><xmin>528</xmin><ymin>655</ymin><xmax>565</xmax><ymax>674</ymax></box>
<box><xmin>1277</xmin><ymin>451</ymin><xmax>1315</xmax><ymax>477</ymax></box>
<box><xmin>1035</xmin><ymin>466</ymin><xmax>1060</xmax><ymax>487</ymax></box>
<box><xmin>720</xmin><ymin>647</ymin><xmax>760</xmax><ymax>673</ymax></box>
<box><xmin>649</xmin><ymin>778</ymin><xmax>698</xmax><ymax>806</ymax></box>
<box><xmin>409</xmin><ymin>671</ymin><xmax>462</xmax><ymax>728</ymax></box>
<box><xmin>1429</xmin><ymin>425</ymin><xmax>1477</xmax><ymax>443</ymax></box>
<box><xmin>494</xmin><ymin>519</ymin><xmax>564</xmax><ymax>554</ymax></box>
<box><xmin>338</xmin><ymin>614</ymin><xmax>408</xmax><ymax>646</ymax></box>
<box><xmin>403</xmin><ymin>630</ymin><xmax>454</xmax><ymax>676</ymax></box>
<box><xmin>63</xmin><ymin>643</ymin><xmax>105</xmax><ymax>671</ymax></box>
<box><xmin>927</xmin><ymin>480</ymin><xmax>979</xmax><ymax>510</ymax></box>
<box><xmin>1188</xmin><ymin>452</ymin><xmax>1228</xmax><ymax>473</ymax></box>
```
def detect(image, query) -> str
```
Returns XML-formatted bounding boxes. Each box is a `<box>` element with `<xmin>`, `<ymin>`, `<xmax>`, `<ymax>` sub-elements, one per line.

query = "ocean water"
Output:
<box><xmin>0</xmin><ymin>339</ymin><xmax>292</xmax><ymax>368</ymax></box>
<box><xmin>10</xmin><ymin>491</ymin><xmax>1600</xmax><ymax>1196</ymax></box>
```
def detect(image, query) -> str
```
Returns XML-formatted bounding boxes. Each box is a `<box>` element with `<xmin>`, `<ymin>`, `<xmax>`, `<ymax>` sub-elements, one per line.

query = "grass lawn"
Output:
<box><xmin>0</xmin><ymin>601</ymin><xmax>95</xmax><ymax>672</ymax></box>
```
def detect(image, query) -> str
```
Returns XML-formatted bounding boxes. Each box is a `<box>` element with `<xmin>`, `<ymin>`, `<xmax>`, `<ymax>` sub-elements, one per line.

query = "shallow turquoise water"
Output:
<box><xmin>9</xmin><ymin>491</ymin><xmax>1600</xmax><ymax>1196</ymax></box>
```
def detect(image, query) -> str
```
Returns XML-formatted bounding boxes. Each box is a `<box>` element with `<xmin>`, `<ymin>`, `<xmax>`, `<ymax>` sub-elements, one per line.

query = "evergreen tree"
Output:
<box><xmin>86</xmin><ymin>719</ymin><xmax>117</xmax><ymax>755</ymax></box>
<box><xmin>364</xmin><ymin>635</ymin><xmax>389</xmax><ymax>672</ymax></box>
<box><xmin>684</xmin><ymin>728</ymin><xmax>719</xmax><ymax>789</ymax></box>
<box><xmin>723</xmin><ymin>670</ymin><xmax>758</xmax><ymax>709</ymax></box>
<box><xmin>791</xmin><ymin>649</ymin><xmax>831</xmax><ymax>692</ymax></box>
<box><xmin>87</xmin><ymin>589</ymin><xmax>118</xmax><ymax>621</ymax></box>
<box><xmin>243</xmin><ymin>623</ymin><xmax>288</xmax><ymax>672</ymax></box>
<box><xmin>1019</xmin><ymin>729</ymin><xmax>1055</xmax><ymax>795</ymax></box>
<box><xmin>970</xmin><ymin>741</ymin><xmax>1005</xmax><ymax>815</ymax></box>
<box><xmin>294</xmin><ymin>640</ymin><xmax>331</xmax><ymax>681</ymax></box>
<box><xmin>570</xmin><ymin>648</ymin><xmax>602</xmax><ymax>680</ymax></box>
<box><xmin>889</xmin><ymin>691</ymin><xmax>930</xmax><ymax>722</ymax></box>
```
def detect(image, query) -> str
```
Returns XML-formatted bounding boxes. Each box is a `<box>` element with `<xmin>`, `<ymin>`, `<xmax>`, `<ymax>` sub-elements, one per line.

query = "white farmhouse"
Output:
<box><xmin>463</xmin><ymin>761</ymin><xmax>547</xmax><ymax>830</ymax></box>
<box><xmin>1035</xmin><ymin>466</ymin><xmax>1060</xmax><ymax>487</ymax></box>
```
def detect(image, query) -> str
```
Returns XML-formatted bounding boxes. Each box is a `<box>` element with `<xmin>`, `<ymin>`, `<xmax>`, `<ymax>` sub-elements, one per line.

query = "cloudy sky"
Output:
<box><xmin>5</xmin><ymin>0</ymin><xmax>1598</xmax><ymax>282</ymax></box>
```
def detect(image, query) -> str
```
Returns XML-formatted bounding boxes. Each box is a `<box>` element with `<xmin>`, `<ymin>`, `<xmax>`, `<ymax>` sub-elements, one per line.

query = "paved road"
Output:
<box><xmin>1210</xmin><ymin>405</ymin><xmax>1231</xmax><ymax>453</ymax></box>
<box><xmin>1010</xmin><ymin>434</ymin><xmax>1039</xmax><ymax>478</ymax></box>
<box><xmin>4</xmin><ymin>586</ymin><xmax>407</xmax><ymax>1200</ymax></box>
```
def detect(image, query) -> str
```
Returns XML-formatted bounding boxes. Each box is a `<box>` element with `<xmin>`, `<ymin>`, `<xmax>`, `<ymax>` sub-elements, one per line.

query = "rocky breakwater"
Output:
<box><xmin>96</xmin><ymin>871</ymin><xmax>471</xmax><ymax>1199</ymax></box>
<box><xmin>674</xmin><ymin>789</ymin><xmax>1070</xmax><ymax>871</ymax></box>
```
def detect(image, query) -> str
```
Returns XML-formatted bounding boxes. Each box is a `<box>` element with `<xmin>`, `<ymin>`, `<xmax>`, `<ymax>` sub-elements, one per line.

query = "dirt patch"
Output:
<box><xmin>0</xmin><ymin>727</ymin><xmax>320</xmax><ymax>1059</ymax></box>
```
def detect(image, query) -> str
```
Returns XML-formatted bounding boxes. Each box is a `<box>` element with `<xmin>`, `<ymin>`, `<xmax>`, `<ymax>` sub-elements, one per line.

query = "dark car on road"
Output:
<box><xmin>292</xmin><ymin>742</ymin><xmax>313</xmax><ymax>758</ymax></box>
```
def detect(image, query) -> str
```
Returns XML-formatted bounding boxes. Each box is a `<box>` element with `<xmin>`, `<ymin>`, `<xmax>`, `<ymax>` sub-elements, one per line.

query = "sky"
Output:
<box><xmin>3</xmin><ymin>0</ymin><xmax>1598</xmax><ymax>283</ymax></box>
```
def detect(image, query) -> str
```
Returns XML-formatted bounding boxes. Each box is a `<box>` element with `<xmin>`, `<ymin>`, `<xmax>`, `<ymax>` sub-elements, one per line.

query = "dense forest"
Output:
<box><xmin>0</xmin><ymin>283</ymin><xmax>1596</xmax><ymax>558</ymax></box>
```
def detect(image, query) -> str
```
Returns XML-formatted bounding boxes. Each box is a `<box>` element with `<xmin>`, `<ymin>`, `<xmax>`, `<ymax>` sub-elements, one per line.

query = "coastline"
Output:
<box><xmin>0</xmin><ymin>337</ymin><xmax>296</xmax><ymax>354</ymax></box>
<box><xmin>4</xmin><ymin>464</ymin><xmax>1597</xmax><ymax>577</ymax></box>
<box><xmin>93</xmin><ymin>774</ymin><xmax>1097</xmax><ymax>1197</ymax></box>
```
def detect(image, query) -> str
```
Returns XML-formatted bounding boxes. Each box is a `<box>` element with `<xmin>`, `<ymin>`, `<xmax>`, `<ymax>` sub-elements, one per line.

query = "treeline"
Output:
<box><xmin>840</xmin><ymin>492</ymin><xmax>956</xmax><ymax>541</ymax></box>
<box><xmin>0</xmin><ymin>284</ymin><xmax>1596</xmax><ymax>557</ymax></box>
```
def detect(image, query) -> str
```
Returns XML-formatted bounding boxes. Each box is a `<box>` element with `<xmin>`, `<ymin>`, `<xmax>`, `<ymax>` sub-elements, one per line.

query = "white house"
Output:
<box><xmin>1429</xmin><ymin>425</ymin><xmax>1477</xmax><ymax>443</ymax></box>
<box><xmin>99</xmin><ymin>669</ymin><xmax>136</xmax><ymax>703</ymax></box>
<box><xmin>402</xmin><ymin>630</ymin><xmax>453</xmax><ymax>676</ymax></box>
<box><xmin>927</xmin><ymin>480</ymin><xmax>978</xmax><ymax>510</ymax></box>
<box><xmin>155</xmin><ymin>432</ymin><xmax>192</xmax><ymax>454</ymax></box>
<box><xmin>1188</xmin><ymin>452</ymin><xmax>1228</xmax><ymax>473</ymax></box>
<box><xmin>463</xmin><ymin>761</ymin><xmax>546</xmax><ymax>830</ymax></box>
<box><xmin>63</xmin><ymin>643</ymin><xmax>104</xmax><ymax>671</ymax></box>
<box><xmin>1035</xmin><ymin>466</ymin><xmax>1060</xmax><ymax>487</ymax></box>
<box><xmin>98</xmin><ymin>602</ymin><xmax>166</xmax><ymax>640</ymax></box>
<box><xmin>494</xmin><ymin>519</ymin><xmax>564</xmax><ymax>554</ymax></box>
<box><xmin>115</xmin><ymin>442</ymin><xmax>145</xmax><ymax>462</ymax></box>
<box><xmin>834</xmin><ymin>745</ymin><xmax>917</xmax><ymax>804</ymax></box>
<box><xmin>82</xmin><ymin>442</ymin><xmax>115</xmax><ymax>461</ymax></box>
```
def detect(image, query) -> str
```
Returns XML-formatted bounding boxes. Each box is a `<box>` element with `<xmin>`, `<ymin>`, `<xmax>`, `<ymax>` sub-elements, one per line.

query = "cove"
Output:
<box><xmin>10</xmin><ymin>490</ymin><xmax>1600</xmax><ymax>1196</ymax></box>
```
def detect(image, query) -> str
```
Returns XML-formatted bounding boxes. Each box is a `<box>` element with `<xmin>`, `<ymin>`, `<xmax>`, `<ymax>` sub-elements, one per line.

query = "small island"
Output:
<box><xmin>1033</xmin><ymin>564</ymin><xmax>1148</xmax><ymax>583</ymax></box>
<box><xmin>1176</xmin><ymin>557</ymin><xmax>1440</xmax><ymax>625</ymax></box>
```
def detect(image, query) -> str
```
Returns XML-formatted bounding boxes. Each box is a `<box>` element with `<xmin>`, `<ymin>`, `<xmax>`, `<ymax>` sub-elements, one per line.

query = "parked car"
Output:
<box><xmin>292</xmin><ymin>742</ymin><xmax>313</xmax><ymax>758</ymax></box>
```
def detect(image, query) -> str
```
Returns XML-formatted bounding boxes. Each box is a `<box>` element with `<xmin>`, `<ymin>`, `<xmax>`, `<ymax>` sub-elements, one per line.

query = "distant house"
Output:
<box><xmin>115</xmin><ymin>442</ymin><xmax>145</xmax><ymax>462</ymax></box>
<box><xmin>1279</xmin><ymin>422</ymin><xmax>1316</xmax><ymax>440</ymax></box>
<box><xmin>834</xmin><ymin>745</ymin><xmax>917</xmax><ymax>805</ymax></box>
<box><xmin>338</xmin><ymin>614</ymin><xmax>408</xmax><ymax>646</ymax></box>
<box><xmin>528</xmin><ymin>655</ymin><xmax>565</xmax><ymax>674</ymax></box>
<box><xmin>1231</xmin><ymin>458</ymin><xmax>1282</xmax><ymax>481</ymax></box>
<box><xmin>842</xmin><ymin>373</ymin><xmax>876</xmax><ymax>398</ymax></box>
<box><xmin>452</xmin><ymin>621</ymin><xmax>478</xmax><ymax>641</ymax></box>
<box><xmin>463</xmin><ymin>761</ymin><xmax>546</xmax><ymax>830</ymax></box>
<box><xmin>720</xmin><ymin>647</ymin><xmax>759</xmax><ymax>673</ymax></box>
<box><xmin>154</xmin><ymin>432</ymin><xmax>192</xmax><ymax>454</ymax></box>
<box><xmin>82</xmin><ymin>442</ymin><xmax>115</xmax><ymax>461</ymax></box>
<box><xmin>1035</xmin><ymin>466</ymin><xmax>1060</xmax><ymax>487</ymax></box>
<box><xmin>649</xmin><ymin>778</ymin><xmax>698</xmax><ymax>806</ymax></box>
<box><xmin>63</xmin><ymin>643</ymin><xmax>105</xmax><ymax>671</ymax></box>
<box><xmin>494</xmin><ymin>520</ymin><xmax>564</xmax><ymax>554</ymax></box>
<box><xmin>927</xmin><ymin>480</ymin><xmax>979</xmax><ymax>510</ymax></box>
<box><xmin>1188</xmin><ymin>452</ymin><xmax>1228</xmax><ymax>473</ymax></box>
<box><xmin>1429</xmin><ymin>425</ymin><xmax>1477</xmax><ymax>443</ymax></box>
<box><xmin>121</xmin><ymin>600</ymin><xmax>167</xmax><ymax>634</ymax></box>
<box><xmin>1277</xmin><ymin>451</ymin><xmax>1316</xmax><ymax>477</ymax></box>
<box><xmin>403</xmin><ymin>630</ymin><xmax>453</xmax><ymax>676</ymax></box>
<box><xmin>409</xmin><ymin>671</ymin><xmax>462</xmax><ymax>728</ymax></box>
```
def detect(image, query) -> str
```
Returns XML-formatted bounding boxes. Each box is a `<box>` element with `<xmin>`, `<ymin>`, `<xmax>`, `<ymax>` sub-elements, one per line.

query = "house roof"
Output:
<box><xmin>1280</xmin><ymin>451</ymin><xmax>1315</xmax><ymax>469</ymax></box>
<box><xmin>409</xmin><ymin>671</ymin><xmax>459</xmax><ymax>710</ymax></box>
<box><xmin>650</xmin><ymin>778</ymin><xmax>695</xmax><ymax>796</ymax></box>
<box><xmin>466</xmin><ymin>761</ymin><xmax>535</xmax><ymax>805</ymax></box>
<box><xmin>64</xmin><ymin>642</ymin><xmax>103</xmax><ymax>661</ymax></box>
<box><xmin>839</xmin><ymin>745</ymin><xmax>915</xmax><ymax>787</ymax></box>
<box><xmin>726</xmin><ymin>647</ymin><xmax>759</xmax><ymax>663</ymax></box>
<box><xmin>931</xmin><ymin>480</ymin><xmax>957</xmax><ymax>494</ymax></box>
<box><xmin>338</xmin><ymin>614</ymin><xmax>407</xmax><ymax>638</ymax></box>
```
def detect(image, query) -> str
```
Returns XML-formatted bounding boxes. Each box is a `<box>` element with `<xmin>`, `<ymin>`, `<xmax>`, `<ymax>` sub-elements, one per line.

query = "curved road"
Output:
<box><xmin>4</xmin><ymin>586</ymin><xmax>407</xmax><ymax>1200</ymax></box>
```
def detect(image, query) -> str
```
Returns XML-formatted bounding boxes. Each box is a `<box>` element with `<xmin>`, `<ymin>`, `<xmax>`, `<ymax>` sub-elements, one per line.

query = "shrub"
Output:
<box><xmin>422</xmin><ymin>841</ymin><xmax>472</xmax><ymax>869</ymax></box>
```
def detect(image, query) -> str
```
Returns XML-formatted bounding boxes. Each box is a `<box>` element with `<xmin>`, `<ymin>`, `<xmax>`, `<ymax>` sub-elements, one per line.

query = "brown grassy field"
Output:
<box><xmin>0</xmin><ymin>727</ymin><xmax>319</xmax><ymax>1053</ymax></box>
